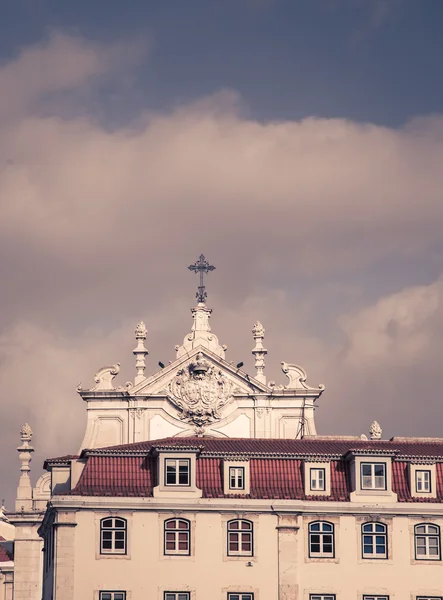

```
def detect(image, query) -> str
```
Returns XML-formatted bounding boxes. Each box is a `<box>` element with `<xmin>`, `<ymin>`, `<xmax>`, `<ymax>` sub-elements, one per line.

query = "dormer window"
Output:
<box><xmin>416</xmin><ymin>470</ymin><xmax>431</xmax><ymax>493</ymax></box>
<box><xmin>409</xmin><ymin>463</ymin><xmax>436</xmax><ymax>498</ymax></box>
<box><xmin>304</xmin><ymin>461</ymin><xmax>331</xmax><ymax>496</ymax></box>
<box><xmin>165</xmin><ymin>459</ymin><xmax>190</xmax><ymax>486</ymax></box>
<box><xmin>153</xmin><ymin>447</ymin><xmax>202</xmax><ymax>499</ymax></box>
<box><xmin>361</xmin><ymin>463</ymin><xmax>386</xmax><ymax>490</ymax></box>
<box><xmin>348</xmin><ymin>453</ymin><xmax>397</xmax><ymax>502</ymax></box>
<box><xmin>223</xmin><ymin>460</ymin><xmax>250</xmax><ymax>495</ymax></box>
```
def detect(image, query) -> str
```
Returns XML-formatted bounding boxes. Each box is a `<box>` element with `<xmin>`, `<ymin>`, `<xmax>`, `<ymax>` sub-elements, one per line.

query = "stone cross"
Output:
<box><xmin>188</xmin><ymin>254</ymin><xmax>215</xmax><ymax>303</ymax></box>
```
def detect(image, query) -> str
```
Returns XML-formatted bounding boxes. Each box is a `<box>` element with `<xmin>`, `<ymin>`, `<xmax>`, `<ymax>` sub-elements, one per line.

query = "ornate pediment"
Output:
<box><xmin>167</xmin><ymin>353</ymin><xmax>240</xmax><ymax>432</ymax></box>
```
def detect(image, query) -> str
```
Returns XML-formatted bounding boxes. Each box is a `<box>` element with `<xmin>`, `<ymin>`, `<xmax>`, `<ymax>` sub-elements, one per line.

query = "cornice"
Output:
<box><xmin>48</xmin><ymin>495</ymin><xmax>443</xmax><ymax>517</ymax></box>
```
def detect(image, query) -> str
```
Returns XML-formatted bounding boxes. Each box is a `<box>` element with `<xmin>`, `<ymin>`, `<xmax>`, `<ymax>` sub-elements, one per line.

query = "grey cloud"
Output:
<box><xmin>1</xmin><ymin>33</ymin><xmax>443</xmax><ymax>507</ymax></box>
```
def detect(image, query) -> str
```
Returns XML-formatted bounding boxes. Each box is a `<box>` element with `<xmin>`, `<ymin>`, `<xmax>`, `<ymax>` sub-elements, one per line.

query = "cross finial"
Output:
<box><xmin>188</xmin><ymin>254</ymin><xmax>215</xmax><ymax>303</ymax></box>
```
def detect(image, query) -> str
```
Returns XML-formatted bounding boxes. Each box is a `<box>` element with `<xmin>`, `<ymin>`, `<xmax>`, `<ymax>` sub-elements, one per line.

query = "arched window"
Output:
<box><xmin>362</xmin><ymin>522</ymin><xmax>387</xmax><ymax>559</ymax></box>
<box><xmin>308</xmin><ymin>521</ymin><xmax>334</xmax><ymax>558</ymax></box>
<box><xmin>164</xmin><ymin>519</ymin><xmax>190</xmax><ymax>555</ymax></box>
<box><xmin>100</xmin><ymin>517</ymin><xmax>127</xmax><ymax>554</ymax></box>
<box><xmin>227</xmin><ymin>519</ymin><xmax>253</xmax><ymax>556</ymax></box>
<box><xmin>415</xmin><ymin>524</ymin><xmax>441</xmax><ymax>560</ymax></box>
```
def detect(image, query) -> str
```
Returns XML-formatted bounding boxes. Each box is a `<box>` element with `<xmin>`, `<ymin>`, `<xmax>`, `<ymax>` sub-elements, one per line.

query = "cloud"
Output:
<box><xmin>0</xmin><ymin>32</ymin><xmax>147</xmax><ymax>119</ymax></box>
<box><xmin>1</xmin><ymin>32</ymin><xmax>443</xmax><ymax>506</ymax></box>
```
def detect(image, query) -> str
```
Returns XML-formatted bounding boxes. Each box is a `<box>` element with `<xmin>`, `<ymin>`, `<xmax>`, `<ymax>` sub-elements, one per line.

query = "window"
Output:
<box><xmin>228</xmin><ymin>595</ymin><xmax>254</xmax><ymax>600</ymax></box>
<box><xmin>165</xmin><ymin>459</ymin><xmax>190</xmax><ymax>486</ymax></box>
<box><xmin>310</xmin><ymin>468</ymin><xmax>326</xmax><ymax>491</ymax></box>
<box><xmin>100</xmin><ymin>517</ymin><xmax>127</xmax><ymax>554</ymax></box>
<box><xmin>310</xmin><ymin>596</ymin><xmax>336</xmax><ymax>600</ymax></box>
<box><xmin>164</xmin><ymin>594</ymin><xmax>190</xmax><ymax>600</ymax></box>
<box><xmin>361</xmin><ymin>463</ymin><xmax>386</xmax><ymax>490</ymax></box>
<box><xmin>227</xmin><ymin>519</ymin><xmax>253</xmax><ymax>556</ymax></box>
<box><xmin>415</xmin><ymin>524</ymin><xmax>441</xmax><ymax>560</ymax></box>
<box><xmin>416</xmin><ymin>598</ymin><xmax>443</xmax><ymax>600</ymax></box>
<box><xmin>362</xmin><ymin>522</ymin><xmax>387</xmax><ymax>559</ymax></box>
<box><xmin>363</xmin><ymin>596</ymin><xmax>389</xmax><ymax>600</ymax></box>
<box><xmin>416</xmin><ymin>470</ymin><xmax>431</xmax><ymax>493</ymax></box>
<box><xmin>229</xmin><ymin>467</ymin><xmax>245</xmax><ymax>490</ymax></box>
<box><xmin>100</xmin><ymin>593</ymin><xmax>126</xmax><ymax>600</ymax></box>
<box><xmin>164</xmin><ymin>519</ymin><xmax>190</xmax><ymax>555</ymax></box>
<box><xmin>308</xmin><ymin>521</ymin><xmax>334</xmax><ymax>558</ymax></box>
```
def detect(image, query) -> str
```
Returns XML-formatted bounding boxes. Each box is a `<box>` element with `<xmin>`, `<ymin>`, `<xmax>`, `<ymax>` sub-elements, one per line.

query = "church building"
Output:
<box><xmin>4</xmin><ymin>256</ymin><xmax>443</xmax><ymax>600</ymax></box>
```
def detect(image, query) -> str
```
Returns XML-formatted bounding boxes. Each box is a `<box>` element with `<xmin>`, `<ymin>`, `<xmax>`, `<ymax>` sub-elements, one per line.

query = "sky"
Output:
<box><xmin>1</xmin><ymin>0</ymin><xmax>443</xmax><ymax>507</ymax></box>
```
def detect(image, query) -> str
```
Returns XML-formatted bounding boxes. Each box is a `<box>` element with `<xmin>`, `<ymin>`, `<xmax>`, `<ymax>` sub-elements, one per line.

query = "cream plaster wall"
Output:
<box><xmin>298</xmin><ymin>514</ymin><xmax>443</xmax><ymax>599</ymax></box>
<box><xmin>44</xmin><ymin>498</ymin><xmax>443</xmax><ymax>600</ymax></box>
<box><xmin>70</xmin><ymin>509</ymin><xmax>278</xmax><ymax>600</ymax></box>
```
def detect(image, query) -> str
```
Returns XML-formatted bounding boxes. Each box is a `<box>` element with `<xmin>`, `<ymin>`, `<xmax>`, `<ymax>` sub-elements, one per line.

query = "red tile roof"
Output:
<box><xmin>81</xmin><ymin>436</ymin><xmax>443</xmax><ymax>458</ymax></box>
<box><xmin>0</xmin><ymin>537</ymin><xmax>13</xmax><ymax>562</ymax></box>
<box><xmin>64</xmin><ymin>436</ymin><xmax>443</xmax><ymax>502</ymax></box>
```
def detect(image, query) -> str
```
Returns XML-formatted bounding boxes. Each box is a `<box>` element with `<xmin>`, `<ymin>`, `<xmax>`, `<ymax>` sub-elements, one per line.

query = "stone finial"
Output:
<box><xmin>20</xmin><ymin>423</ymin><xmax>33</xmax><ymax>442</ymax></box>
<box><xmin>252</xmin><ymin>321</ymin><xmax>267</xmax><ymax>384</ymax></box>
<box><xmin>135</xmin><ymin>321</ymin><xmax>147</xmax><ymax>339</ymax></box>
<box><xmin>16</xmin><ymin>422</ymin><xmax>34</xmax><ymax>512</ymax></box>
<box><xmin>133</xmin><ymin>321</ymin><xmax>148</xmax><ymax>385</ymax></box>
<box><xmin>369</xmin><ymin>420</ymin><xmax>382</xmax><ymax>440</ymax></box>
<box><xmin>252</xmin><ymin>321</ymin><xmax>265</xmax><ymax>338</ymax></box>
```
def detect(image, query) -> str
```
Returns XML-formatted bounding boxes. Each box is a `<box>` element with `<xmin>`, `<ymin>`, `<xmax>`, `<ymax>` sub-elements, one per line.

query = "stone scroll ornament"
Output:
<box><xmin>168</xmin><ymin>353</ymin><xmax>238</xmax><ymax>431</ymax></box>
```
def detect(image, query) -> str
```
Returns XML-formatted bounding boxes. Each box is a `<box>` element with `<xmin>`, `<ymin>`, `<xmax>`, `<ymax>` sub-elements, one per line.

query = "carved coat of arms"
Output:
<box><xmin>168</xmin><ymin>353</ymin><xmax>237</xmax><ymax>431</ymax></box>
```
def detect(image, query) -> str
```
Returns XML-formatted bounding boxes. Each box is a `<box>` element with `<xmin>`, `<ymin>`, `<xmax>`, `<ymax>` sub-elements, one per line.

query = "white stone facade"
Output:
<box><xmin>77</xmin><ymin>301</ymin><xmax>324</xmax><ymax>450</ymax></box>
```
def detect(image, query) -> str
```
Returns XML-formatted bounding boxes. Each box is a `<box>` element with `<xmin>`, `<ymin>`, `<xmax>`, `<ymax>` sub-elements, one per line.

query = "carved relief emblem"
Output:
<box><xmin>168</xmin><ymin>353</ymin><xmax>237</xmax><ymax>431</ymax></box>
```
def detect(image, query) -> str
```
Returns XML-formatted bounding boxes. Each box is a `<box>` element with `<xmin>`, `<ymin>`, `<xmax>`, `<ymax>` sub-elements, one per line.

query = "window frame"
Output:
<box><xmin>361</xmin><ymin>522</ymin><xmax>388</xmax><ymax>560</ymax></box>
<box><xmin>99</xmin><ymin>593</ymin><xmax>126</xmax><ymax>600</ymax></box>
<box><xmin>363</xmin><ymin>596</ymin><xmax>389</xmax><ymax>600</ymax></box>
<box><xmin>100</xmin><ymin>517</ymin><xmax>127</xmax><ymax>555</ymax></box>
<box><xmin>164</xmin><ymin>518</ymin><xmax>191</xmax><ymax>556</ymax></box>
<box><xmin>310</xmin><ymin>467</ymin><xmax>326</xmax><ymax>492</ymax></box>
<box><xmin>229</xmin><ymin>466</ymin><xmax>245</xmax><ymax>490</ymax></box>
<box><xmin>227</xmin><ymin>594</ymin><xmax>254</xmax><ymax>600</ymax></box>
<box><xmin>360</xmin><ymin>462</ymin><xmax>387</xmax><ymax>491</ymax></box>
<box><xmin>308</xmin><ymin>521</ymin><xmax>335</xmax><ymax>559</ymax></box>
<box><xmin>309</xmin><ymin>595</ymin><xmax>336</xmax><ymax>600</ymax></box>
<box><xmin>164</xmin><ymin>458</ymin><xmax>191</xmax><ymax>487</ymax></box>
<box><xmin>164</xmin><ymin>593</ymin><xmax>190</xmax><ymax>600</ymax></box>
<box><xmin>227</xmin><ymin>519</ymin><xmax>254</xmax><ymax>557</ymax></box>
<box><xmin>415</xmin><ymin>469</ymin><xmax>432</xmax><ymax>493</ymax></box>
<box><xmin>414</xmin><ymin>523</ymin><xmax>441</xmax><ymax>561</ymax></box>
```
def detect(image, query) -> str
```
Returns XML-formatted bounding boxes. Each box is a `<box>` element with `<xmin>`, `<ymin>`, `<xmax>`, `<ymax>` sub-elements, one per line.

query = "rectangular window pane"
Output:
<box><xmin>166</xmin><ymin>461</ymin><xmax>177</xmax><ymax>484</ymax></box>
<box><xmin>178</xmin><ymin>461</ymin><xmax>189</xmax><ymax>485</ymax></box>
<box><xmin>362</xmin><ymin>475</ymin><xmax>372</xmax><ymax>488</ymax></box>
<box><xmin>374</xmin><ymin>464</ymin><xmax>385</xmax><ymax>477</ymax></box>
